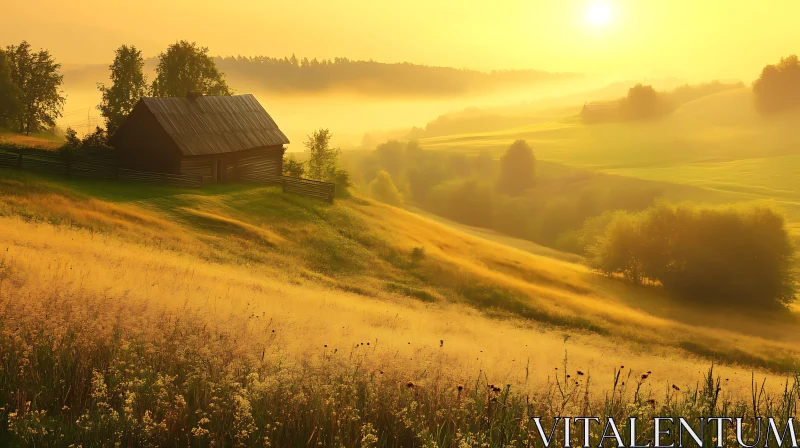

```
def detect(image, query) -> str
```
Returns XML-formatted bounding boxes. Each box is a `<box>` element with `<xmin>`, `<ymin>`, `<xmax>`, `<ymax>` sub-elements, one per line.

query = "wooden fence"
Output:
<box><xmin>0</xmin><ymin>147</ymin><xmax>336</xmax><ymax>202</ymax></box>
<box><xmin>0</xmin><ymin>148</ymin><xmax>203</xmax><ymax>188</ymax></box>
<box><xmin>282</xmin><ymin>176</ymin><xmax>336</xmax><ymax>203</ymax></box>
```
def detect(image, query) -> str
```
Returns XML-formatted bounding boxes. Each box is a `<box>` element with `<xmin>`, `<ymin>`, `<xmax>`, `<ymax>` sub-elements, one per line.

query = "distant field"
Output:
<box><xmin>0</xmin><ymin>127</ymin><xmax>63</xmax><ymax>149</ymax></box>
<box><xmin>419</xmin><ymin>88</ymin><xmax>800</xmax><ymax>236</ymax></box>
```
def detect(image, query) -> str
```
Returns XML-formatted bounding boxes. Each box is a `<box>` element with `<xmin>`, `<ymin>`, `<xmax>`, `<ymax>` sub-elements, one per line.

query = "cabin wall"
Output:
<box><xmin>237</xmin><ymin>146</ymin><xmax>284</xmax><ymax>184</ymax></box>
<box><xmin>178</xmin><ymin>145</ymin><xmax>285</xmax><ymax>184</ymax></box>
<box><xmin>112</xmin><ymin>105</ymin><xmax>181</xmax><ymax>173</ymax></box>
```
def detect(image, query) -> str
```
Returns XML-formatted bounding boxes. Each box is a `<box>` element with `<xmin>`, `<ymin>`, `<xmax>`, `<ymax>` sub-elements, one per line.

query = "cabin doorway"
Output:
<box><xmin>216</xmin><ymin>160</ymin><xmax>224</xmax><ymax>182</ymax></box>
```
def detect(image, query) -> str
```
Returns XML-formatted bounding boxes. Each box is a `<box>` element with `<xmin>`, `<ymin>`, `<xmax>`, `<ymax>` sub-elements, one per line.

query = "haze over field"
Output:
<box><xmin>4</xmin><ymin>0</ymin><xmax>800</xmax><ymax>147</ymax></box>
<box><xmin>3</xmin><ymin>1</ymin><xmax>800</xmax><ymax>445</ymax></box>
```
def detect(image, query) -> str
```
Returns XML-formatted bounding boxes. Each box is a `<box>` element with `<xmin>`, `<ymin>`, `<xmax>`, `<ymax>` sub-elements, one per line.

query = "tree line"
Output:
<box><xmin>98</xmin><ymin>41</ymin><xmax>233</xmax><ymax>135</ymax></box>
<box><xmin>213</xmin><ymin>55</ymin><xmax>574</xmax><ymax>97</ymax></box>
<box><xmin>0</xmin><ymin>40</ymin><xmax>233</xmax><ymax>139</ymax></box>
<box><xmin>345</xmin><ymin>139</ymin><xmax>660</xmax><ymax>247</ymax></box>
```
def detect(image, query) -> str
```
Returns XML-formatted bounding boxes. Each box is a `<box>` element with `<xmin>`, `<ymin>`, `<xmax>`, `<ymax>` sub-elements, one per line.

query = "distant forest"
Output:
<box><xmin>57</xmin><ymin>55</ymin><xmax>575</xmax><ymax>98</ymax></box>
<box><xmin>209</xmin><ymin>56</ymin><xmax>578</xmax><ymax>96</ymax></box>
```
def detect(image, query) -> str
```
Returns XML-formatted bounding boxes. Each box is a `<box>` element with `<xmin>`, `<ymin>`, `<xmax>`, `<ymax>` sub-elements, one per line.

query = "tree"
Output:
<box><xmin>370</xmin><ymin>170</ymin><xmax>404</xmax><ymax>206</ymax></box>
<box><xmin>586</xmin><ymin>203</ymin><xmax>797</xmax><ymax>308</ymax></box>
<box><xmin>753</xmin><ymin>55</ymin><xmax>800</xmax><ymax>114</ymax></box>
<box><xmin>304</xmin><ymin>128</ymin><xmax>341</xmax><ymax>181</ymax></box>
<box><xmin>620</xmin><ymin>83</ymin><xmax>661</xmax><ymax>120</ymax></box>
<box><xmin>98</xmin><ymin>45</ymin><xmax>149</xmax><ymax>135</ymax></box>
<box><xmin>497</xmin><ymin>140</ymin><xmax>536</xmax><ymax>196</ymax></box>
<box><xmin>151</xmin><ymin>41</ymin><xmax>232</xmax><ymax>97</ymax></box>
<box><xmin>5</xmin><ymin>41</ymin><xmax>65</xmax><ymax>135</ymax></box>
<box><xmin>0</xmin><ymin>49</ymin><xmax>20</xmax><ymax>127</ymax></box>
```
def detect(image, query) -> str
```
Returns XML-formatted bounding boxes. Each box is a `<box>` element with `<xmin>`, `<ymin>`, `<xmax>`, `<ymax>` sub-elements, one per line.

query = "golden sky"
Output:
<box><xmin>2</xmin><ymin>0</ymin><xmax>799</xmax><ymax>80</ymax></box>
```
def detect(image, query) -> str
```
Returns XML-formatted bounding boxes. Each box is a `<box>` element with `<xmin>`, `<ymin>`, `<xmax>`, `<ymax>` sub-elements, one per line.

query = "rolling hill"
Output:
<box><xmin>2</xmin><ymin>168</ymin><xmax>799</xmax><ymax>383</ymax></box>
<box><xmin>3</xmin><ymin>167</ymin><xmax>799</xmax><ymax>444</ymax></box>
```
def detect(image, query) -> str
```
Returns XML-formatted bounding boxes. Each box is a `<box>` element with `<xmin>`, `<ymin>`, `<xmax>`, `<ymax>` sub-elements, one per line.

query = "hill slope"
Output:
<box><xmin>2</xmin><ymin>169</ymin><xmax>800</xmax><ymax>384</ymax></box>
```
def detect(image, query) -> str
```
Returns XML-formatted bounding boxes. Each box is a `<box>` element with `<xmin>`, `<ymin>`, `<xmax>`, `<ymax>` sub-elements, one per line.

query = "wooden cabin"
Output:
<box><xmin>109</xmin><ymin>94</ymin><xmax>289</xmax><ymax>184</ymax></box>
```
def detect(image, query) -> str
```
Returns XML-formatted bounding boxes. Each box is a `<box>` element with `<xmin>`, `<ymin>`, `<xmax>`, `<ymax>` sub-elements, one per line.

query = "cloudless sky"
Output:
<box><xmin>2</xmin><ymin>0</ymin><xmax>799</xmax><ymax>81</ymax></box>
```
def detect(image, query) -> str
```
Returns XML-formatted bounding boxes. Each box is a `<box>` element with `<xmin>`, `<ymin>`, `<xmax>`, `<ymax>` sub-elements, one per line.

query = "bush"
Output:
<box><xmin>282</xmin><ymin>155</ymin><xmax>305</xmax><ymax>177</ymax></box>
<box><xmin>369</xmin><ymin>170</ymin><xmax>403</xmax><ymax>206</ymax></box>
<box><xmin>586</xmin><ymin>203</ymin><xmax>797</xmax><ymax>308</ymax></box>
<box><xmin>410</xmin><ymin>246</ymin><xmax>425</xmax><ymax>263</ymax></box>
<box><xmin>331</xmin><ymin>168</ymin><xmax>352</xmax><ymax>198</ymax></box>
<box><xmin>57</xmin><ymin>126</ymin><xmax>113</xmax><ymax>155</ymax></box>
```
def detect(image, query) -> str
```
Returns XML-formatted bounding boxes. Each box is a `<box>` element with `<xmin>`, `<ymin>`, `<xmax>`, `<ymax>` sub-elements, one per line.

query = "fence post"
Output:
<box><xmin>17</xmin><ymin>152</ymin><xmax>22</xmax><ymax>168</ymax></box>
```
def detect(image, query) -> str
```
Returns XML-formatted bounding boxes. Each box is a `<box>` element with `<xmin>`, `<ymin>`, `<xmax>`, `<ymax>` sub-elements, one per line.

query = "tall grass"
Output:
<box><xmin>2</xmin><ymin>287</ymin><xmax>800</xmax><ymax>447</ymax></box>
<box><xmin>0</xmin><ymin>288</ymin><xmax>800</xmax><ymax>447</ymax></box>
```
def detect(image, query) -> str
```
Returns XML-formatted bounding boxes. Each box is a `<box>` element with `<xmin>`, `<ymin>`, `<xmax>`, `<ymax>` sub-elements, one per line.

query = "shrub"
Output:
<box><xmin>282</xmin><ymin>155</ymin><xmax>305</xmax><ymax>177</ymax></box>
<box><xmin>369</xmin><ymin>170</ymin><xmax>403</xmax><ymax>206</ymax></box>
<box><xmin>57</xmin><ymin>126</ymin><xmax>112</xmax><ymax>155</ymax></box>
<box><xmin>586</xmin><ymin>202</ymin><xmax>797</xmax><ymax>308</ymax></box>
<box><xmin>410</xmin><ymin>246</ymin><xmax>425</xmax><ymax>263</ymax></box>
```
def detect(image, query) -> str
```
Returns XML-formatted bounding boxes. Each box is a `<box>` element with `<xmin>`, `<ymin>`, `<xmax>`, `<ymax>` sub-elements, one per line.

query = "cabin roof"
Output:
<box><xmin>117</xmin><ymin>94</ymin><xmax>290</xmax><ymax>157</ymax></box>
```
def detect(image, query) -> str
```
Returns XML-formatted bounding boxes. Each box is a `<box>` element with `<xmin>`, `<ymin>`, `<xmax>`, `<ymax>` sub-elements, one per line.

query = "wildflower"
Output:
<box><xmin>440</xmin><ymin>340</ymin><xmax>444</xmax><ymax>347</ymax></box>
<box><xmin>672</xmin><ymin>384</ymin><xmax>681</xmax><ymax>391</ymax></box>
<box><xmin>406</xmin><ymin>382</ymin><xmax>415</xmax><ymax>389</ymax></box>
<box><xmin>646</xmin><ymin>399</ymin><xmax>656</xmax><ymax>407</ymax></box>
<box><xmin>641</xmin><ymin>374</ymin><xmax>648</xmax><ymax>380</ymax></box>
<box><xmin>577</xmin><ymin>371</ymin><xmax>585</xmax><ymax>376</ymax></box>
<box><xmin>457</xmin><ymin>385</ymin><xmax>463</xmax><ymax>391</ymax></box>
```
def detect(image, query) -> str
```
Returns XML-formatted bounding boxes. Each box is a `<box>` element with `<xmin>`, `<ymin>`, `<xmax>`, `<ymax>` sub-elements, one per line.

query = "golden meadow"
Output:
<box><xmin>1</xmin><ymin>168</ymin><xmax>800</xmax><ymax>446</ymax></box>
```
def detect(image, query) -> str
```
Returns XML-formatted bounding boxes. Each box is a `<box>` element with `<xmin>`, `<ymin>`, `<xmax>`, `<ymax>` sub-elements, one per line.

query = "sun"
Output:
<box><xmin>585</xmin><ymin>3</ymin><xmax>614</xmax><ymax>28</ymax></box>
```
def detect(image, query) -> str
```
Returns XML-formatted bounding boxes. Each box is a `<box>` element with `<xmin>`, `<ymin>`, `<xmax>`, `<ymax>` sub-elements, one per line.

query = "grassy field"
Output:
<box><xmin>1</xmin><ymin>168</ymin><xmax>800</xmax><ymax>444</ymax></box>
<box><xmin>0</xmin><ymin>127</ymin><xmax>63</xmax><ymax>150</ymax></box>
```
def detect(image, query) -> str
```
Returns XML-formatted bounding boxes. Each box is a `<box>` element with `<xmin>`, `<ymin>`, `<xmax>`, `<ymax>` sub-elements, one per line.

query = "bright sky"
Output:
<box><xmin>2</xmin><ymin>0</ymin><xmax>799</xmax><ymax>80</ymax></box>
